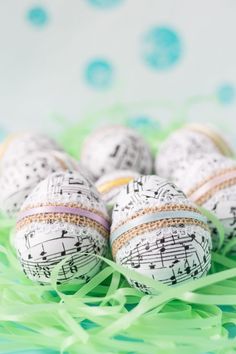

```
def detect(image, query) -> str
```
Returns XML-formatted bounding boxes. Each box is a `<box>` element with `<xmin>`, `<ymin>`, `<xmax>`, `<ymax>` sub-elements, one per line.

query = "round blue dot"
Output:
<box><xmin>127</xmin><ymin>116</ymin><xmax>160</xmax><ymax>130</ymax></box>
<box><xmin>142</xmin><ymin>27</ymin><xmax>182</xmax><ymax>70</ymax></box>
<box><xmin>87</xmin><ymin>0</ymin><xmax>123</xmax><ymax>9</ymax></box>
<box><xmin>85</xmin><ymin>59</ymin><xmax>114</xmax><ymax>89</ymax></box>
<box><xmin>27</xmin><ymin>7</ymin><xmax>48</xmax><ymax>27</ymax></box>
<box><xmin>217</xmin><ymin>84</ymin><xmax>235</xmax><ymax>104</ymax></box>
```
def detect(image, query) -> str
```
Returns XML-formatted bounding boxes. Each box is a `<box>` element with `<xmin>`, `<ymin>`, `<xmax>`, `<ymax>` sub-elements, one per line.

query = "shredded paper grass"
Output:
<box><xmin>1</xmin><ymin>108</ymin><xmax>236</xmax><ymax>354</ymax></box>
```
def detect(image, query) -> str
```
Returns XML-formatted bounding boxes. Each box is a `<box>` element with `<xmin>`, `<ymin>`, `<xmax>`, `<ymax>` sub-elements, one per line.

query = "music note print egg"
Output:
<box><xmin>0</xmin><ymin>132</ymin><xmax>62</xmax><ymax>169</ymax></box>
<box><xmin>0</xmin><ymin>150</ymin><xmax>85</xmax><ymax>218</ymax></box>
<box><xmin>81</xmin><ymin>125</ymin><xmax>153</xmax><ymax>180</ymax></box>
<box><xmin>14</xmin><ymin>171</ymin><xmax>110</xmax><ymax>285</ymax></box>
<box><xmin>111</xmin><ymin>175</ymin><xmax>212</xmax><ymax>294</ymax></box>
<box><xmin>95</xmin><ymin>169</ymin><xmax>140</xmax><ymax>213</ymax></box>
<box><xmin>172</xmin><ymin>153</ymin><xmax>236</xmax><ymax>251</ymax></box>
<box><xmin>155</xmin><ymin>123</ymin><xmax>234</xmax><ymax>182</ymax></box>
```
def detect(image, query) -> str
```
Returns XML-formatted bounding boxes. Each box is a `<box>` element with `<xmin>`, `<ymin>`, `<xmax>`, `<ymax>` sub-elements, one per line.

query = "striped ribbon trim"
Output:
<box><xmin>18</xmin><ymin>205</ymin><xmax>110</xmax><ymax>231</ymax></box>
<box><xmin>188</xmin><ymin>169</ymin><xmax>236</xmax><ymax>204</ymax></box>
<box><xmin>110</xmin><ymin>210</ymin><xmax>207</xmax><ymax>246</ymax></box>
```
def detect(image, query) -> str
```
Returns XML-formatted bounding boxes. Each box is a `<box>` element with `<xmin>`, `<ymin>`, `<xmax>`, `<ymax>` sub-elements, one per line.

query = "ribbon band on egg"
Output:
<box><xmin>110</xmin><ymin>209</ymin><xmax>207</xmax><ymax>247</ymax></box>
<box><xmin>18</xmin><ymin>205</ymin><xmax>110</xmax><ymax>231</ymax></box>
<box><xmin>98</xmin><ymin>177</ymin><xmax>135</xmax><ymax>194</ymax></box>
<box><xmin>188</xmin><ymin>169</ymin><xmax>236</xmax><ymax>205</ymax></box>
<box><xmin>187</xmin><ymin>124</ymin><xmax>234</xmax><ymax>157</ymax></box>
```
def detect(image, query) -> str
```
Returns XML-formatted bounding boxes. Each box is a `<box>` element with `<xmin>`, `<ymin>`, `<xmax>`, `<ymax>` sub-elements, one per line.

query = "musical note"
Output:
<box><xmin>109</xmin><ymin>145</ymin><xmax>120</xmax><ymax>158</ymax></box>
<box><xmin>61</xmin><ymin>230</ymin><xmax>68</xmax><ymax>238</ymax></box>
<box><xmin>68</xmin><ymin>258</ymin><xmax>78</xmax><ymax>274</ymax></box>
<box><xmin>149</xmin><ymin>262</ymin><xmax>156</xmax><ymax>270</ymax></box>
<box><xmin>40</xmin><ymin>244</ymin><xmax>47</xmax><ymax>260</ymax></box>
<box><xmin>68</xmin><ymin>177</ymin><xmax>84</xmax><ymax>185</ymax></box>
<box><xmin>74</xmin><ymin>237</ymin><xmax>82</xmax><ymax>252</ymax></box>
<box><xmin>130</xmin><ymin>244</ymin><xmax>142</xmax><ymax>269</ymax></box>
<box><xmin>40</xmin><ymin>265</ymin><xmax>51</xmax><ymax>278</ymax></box>
<box><xmin>159</xmin><ymin>237</ymin><xmax>166</xmax><ymax>267</ymax></box>
<box><xmin>170</xmin><ymin>269</ymin><xmax>177</xmax><ymax>285</ymax></box>
<box><xmin>61</xmin><ymin>243</ymin><xmax>66</xmax><ymax>256</ymax></box>
<box><xmin>169</xmin><ymin>256</ymin><xmax>179</xmax><ymax>268</ymax></box>
<box><xmin>184</xmin><ymin>259</ymin><xmax>191</xmax><ymax>275</ymax></box>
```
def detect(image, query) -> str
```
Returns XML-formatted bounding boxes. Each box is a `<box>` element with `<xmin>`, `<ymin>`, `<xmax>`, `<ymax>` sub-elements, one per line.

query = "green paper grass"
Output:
<box><xmin>1</xmin><ymin>112</ymin><xmax>236</xmax><ymax>354</ymax></box>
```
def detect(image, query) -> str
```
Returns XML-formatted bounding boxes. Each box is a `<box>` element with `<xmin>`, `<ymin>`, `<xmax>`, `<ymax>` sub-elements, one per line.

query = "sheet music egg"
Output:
<box><xmin>155</xmin><ymin>123</ymin><xmax>234</xmax><ymax>182</ymax></box>
<box><xmin>172</xmin><ymin>153</ymin><xmax>236</xmax><ymax>251</ymax></box>
<box><xmin>111</xmin><ymin>175</ymin><xmax>212</xmax><ymax>294</ymax></box>
<box><xmin>0</xmin><ymin>132</ymin><xmax>62</xmax><ymax>169</ymax></box>
<box><xmin>95</xmin><ymin>169</ymin><xmax>140</xmax><ymax>213</ymax></box>
<box><xmin>0</xmin><ymin>150</ymin><xmax>86</xmax><ymax>217</ymax></box>
<box><xmin>14</xmin><ymin>171</ymin><xmax>110</xmax><ymax>285</ymax></box>
<box><xmin>81</xmin><ymin>125</ymin><xmax>153</xmax><ymax>180</ymax></box>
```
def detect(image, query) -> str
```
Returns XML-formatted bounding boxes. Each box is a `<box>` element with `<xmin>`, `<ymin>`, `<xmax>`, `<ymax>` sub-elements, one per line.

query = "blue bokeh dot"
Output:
<box><xmin>27</xmin><ymin>6</ymin><xmax>49</xmax><ymax>27</ymax></box>
<box><xmin>142</xmin><ymin>27</ymin><xmax>182</xmax><ymax>70</ymax></box>
<box><xmin>85</xmin><ymin>59</ymin><xmax>114</xmax><ymax>89</ymax></box>
<box><xmin>87</xmin><ymin>0</ymin><xmax>123</xmax><ymax>9</ymax></box>
<box><xmin>127</xmin><ymin>116</ymin><xmax>160</xmax><ymax>130</ymax></box>
<box><xmin>217</xmin><ymin>84</ymin><xmax>235</xmax><ymax>105</ymax></box>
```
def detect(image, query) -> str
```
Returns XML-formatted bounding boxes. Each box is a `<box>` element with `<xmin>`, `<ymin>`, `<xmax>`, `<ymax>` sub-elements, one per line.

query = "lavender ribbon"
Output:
<box><xmin>18</xmin><ymin>205</ymin><xmax>110</xmax><ymax>231</ymax></box>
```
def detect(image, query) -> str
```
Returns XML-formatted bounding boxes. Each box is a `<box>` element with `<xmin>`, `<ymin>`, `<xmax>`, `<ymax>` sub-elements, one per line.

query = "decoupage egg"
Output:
<box><xmin>14</xmin><ymin>171</ymin><xmax>110</xmax><ymax>285</ymax></box>
<box><xmin>172</xmin><ymin>153</ymin><xmax>236</xmax><ymax>250</ymax></box>
<box><xmin>0</xmin><ymin>132</ymin><xmax>62</xmax><ymax>169</ymax></box>
<box><xmin>81</xmin><ymin>125</ymin><xmax>153</xmax><ymax>180</ymax></box>
<box><xmin>111</xmin><ymin>175</ymin><xmax>212</xmax><ymax>294</ymax></box>
<box><xmin>95</xmin><ymin>170</ymin><xmax>140</xmax><ymax>213</ymax></box>
<box><xmin>155</xmin><ymin>123</ymin><xmax>234</xmax><ymax>181</ymax></box>
<box><xmin>0</xmin><ymin>150</ymin><xmax>86</xmax><ymax>217</ymax></box>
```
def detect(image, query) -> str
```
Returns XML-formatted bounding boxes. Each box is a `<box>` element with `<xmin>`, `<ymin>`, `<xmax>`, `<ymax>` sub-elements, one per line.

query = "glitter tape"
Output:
<box><xmin>98</xmin><ymin>177</ymin><xmax>135</xmax><ymax>194</ymax></box>
<box><xmin>188</xmin><ymin>170</ymin><xmax>236</xmax><ymax>204</ymax></box>
<box><xmin>18</xmin><ymin>205</ymin><xmax>110</xmax><ymax>231</ymax></box>
<box><xmin>110</xmin><ymin>210</ymin><xmax>207</xmax><ymax>246</ymax></box>
<box><xmin>187</xmin><ymin>123</ymin><xmax>234</xmax><ymax>157</ymax></box>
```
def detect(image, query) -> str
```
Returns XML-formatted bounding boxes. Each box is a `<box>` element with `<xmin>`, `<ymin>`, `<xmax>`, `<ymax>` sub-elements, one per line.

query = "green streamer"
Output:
<box><xmin>1</xmin><ymin>113</ymin><xmax>236</xmax><ymax>353</ymax></box>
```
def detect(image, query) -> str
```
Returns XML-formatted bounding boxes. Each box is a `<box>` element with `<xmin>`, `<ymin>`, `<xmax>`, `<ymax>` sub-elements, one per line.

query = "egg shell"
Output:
<box><xmin>95</xmin><ymin>169</ymin><xmax>140</xmax><ymax>212</ymax></box>
<box><xmin>0</xmin><ymin>132</ymin><xmax>62</xmax><ymax>169</ymax></box>
<box><xmin>81</xmin><ymin>125</ymin><xmax>153</xmax><ymax>180</ymax></box>
<box><xmin>172</xmin><ymin>153</ymin><xmax>236</xmax><ymax>250</ymax></box>
<box><xmin>14</xmin><ymin>171</ymin><xmax>109</xmax><ymax>285</ymax></box>
<box><xmin>155</xmin><ymin>124</ymin><xmax>234</xmax><ymax>181</ymax></box>
<box><xmin>0</xmin><ymin>150</ymin><xmax>85</xmax><ymax>217</ymax></box>
<box><xmin>111</xmin><ymin>175</ymin><xmax>212</xmax><ymax>294</ymax></box>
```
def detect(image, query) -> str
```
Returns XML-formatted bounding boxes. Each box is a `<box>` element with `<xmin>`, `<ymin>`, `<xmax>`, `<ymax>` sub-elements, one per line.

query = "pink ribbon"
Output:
<box><xmin>188</xmin><ymin>169</ymin><xmax>236</xmax><ymax>203</ymax></box>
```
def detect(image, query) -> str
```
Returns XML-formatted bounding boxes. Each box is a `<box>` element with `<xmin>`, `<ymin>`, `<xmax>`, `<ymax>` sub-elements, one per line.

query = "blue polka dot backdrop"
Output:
<box><xmin>217</xmin><ymin>84</ymin><xmax>235</xmax><ymax>105</ymax></box>
<box><xmin>87</xmin><ymin>0</ymin><xmax>123</xmax><ymax>9</ymax></box>
<box><xmin>27</xmin><ymin>6</ymin><xmax>49</xmax><ymax>27</ymax></box>
<box><xmin>142</xmin><ymin>27</ymin><xmax>182</xmax><ymax>70</ymax></box>
<box><xmin>85</xmin><ymin>59</ymin><xmax>114</xmax><ymax>89</ymax></box>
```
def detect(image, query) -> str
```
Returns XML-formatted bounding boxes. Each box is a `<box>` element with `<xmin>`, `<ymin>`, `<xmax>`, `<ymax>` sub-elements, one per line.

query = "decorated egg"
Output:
<box><xmin>81</xmin><ymin>125</ymin><xmax>153</xmax><ymax>180</ymax></box>
<box><xmin>14</xmin><ymin>171</ymin><xmax>110</xmax><ymax>285</ymax></box>
<box><xmin>0</xmin><ymin>132</ymin><xmax>62</xmax><ymax>169</ymax></box>
<box><xmin>172</xmin><ymin>153</ymin><xmax>236</xmax><ymax>250</ymax></box>
<box><xmin>95</xmin><ymin>170</ymin><xmax>140</xmax><ymax>213</ymax></box>
<box><xmin>155</xmin><ymin>123</ymin><xmax>234</xmax><ymax>181</ymax></box>
<box><xmin>111</xmin><ymin>175</ymin><xmax>212</xmax><ymax>294</ymax></box>
<box><xmin>0</xmin><ymin>150</ymin><xmax>86</xmax><ymax>217</ymax></box>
